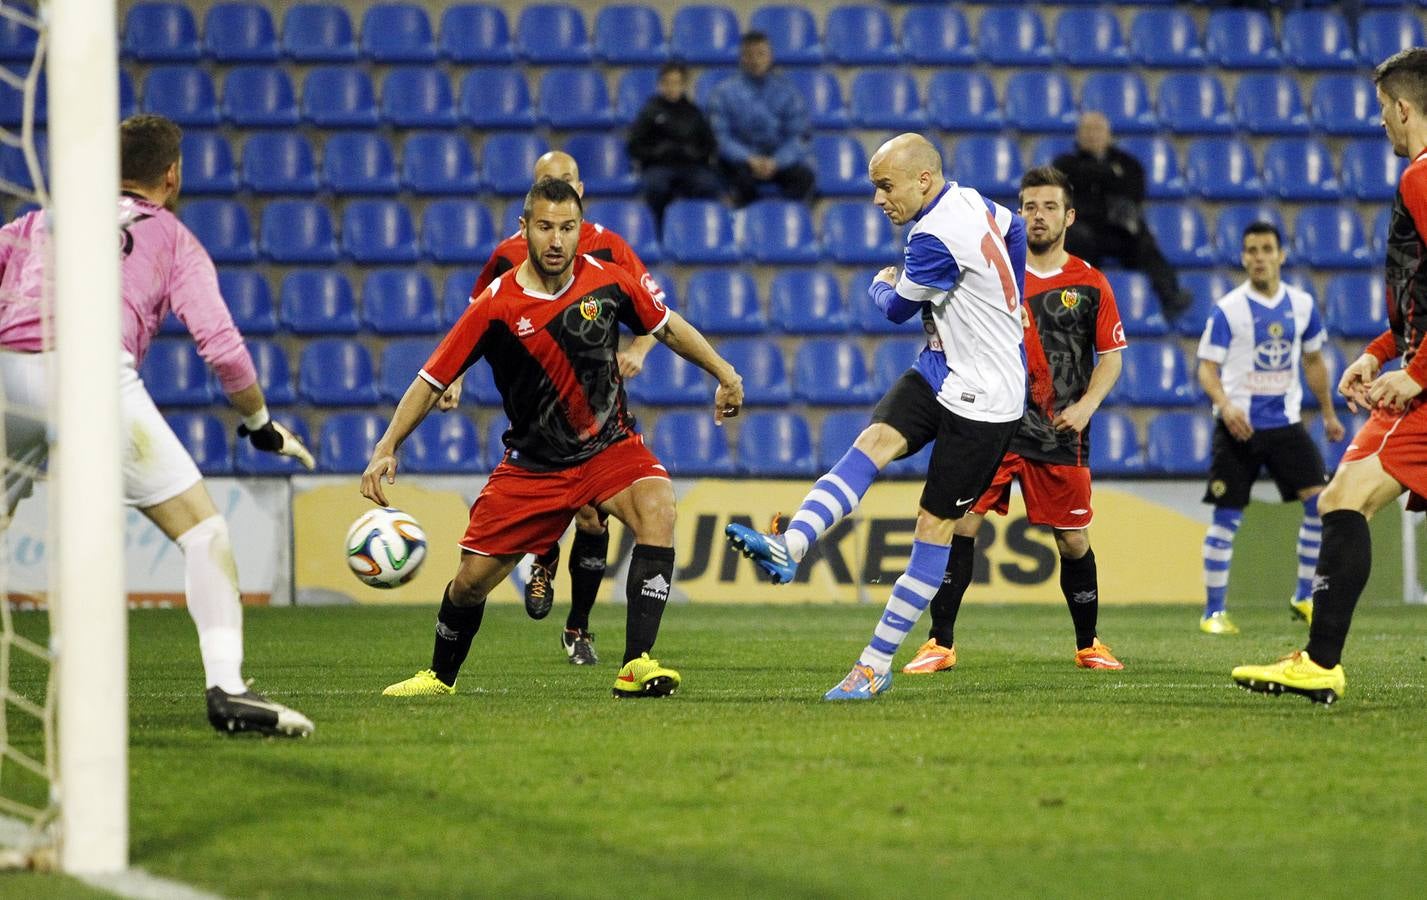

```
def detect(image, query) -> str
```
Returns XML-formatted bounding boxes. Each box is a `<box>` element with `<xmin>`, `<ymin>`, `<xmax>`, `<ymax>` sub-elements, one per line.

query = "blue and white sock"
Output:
<box><xmin>784</xmin><ymin>447</ymin><xmax>881</xmax><ymax>562</ymax></box>
<box><xmin>1202</xmin><ymin>507</ymin><xmax>1242</xmax><ymax>616</ymax></box>
<box><xmin>858</xmin><ymin>540</ymin><xmax>950</xmax><ymax>675</ymax></box>
<box><xmin>1296</xmin><ymin>494</ymin><xmax>1322</xmax><ymax>602</ymax></box>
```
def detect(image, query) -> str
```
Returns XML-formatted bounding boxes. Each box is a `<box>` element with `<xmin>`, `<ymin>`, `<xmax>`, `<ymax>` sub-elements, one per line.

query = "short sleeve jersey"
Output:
<box><xmin>473</xmin><ymin>220</ymin><xmax>666</xmax><ymax>306</ymax></box>
<box><xmin>1013</xmin><ymin>256</ymin><xmax>1127</xmax><ymax>466</ymax></box>
<box><xmin>422</xmin><ymin>255</ymin><xmax>670</xmax><ymax>470</ymax></box>
<box><xmin>1384</xmin><ymin>150</ymin><xmax>1427</xmax><ymax>366</ymax></box>
<box><xmin>1197</xmin><ymin>281</ymin><xmax>1325</xmax><ymax>429</ymax></box>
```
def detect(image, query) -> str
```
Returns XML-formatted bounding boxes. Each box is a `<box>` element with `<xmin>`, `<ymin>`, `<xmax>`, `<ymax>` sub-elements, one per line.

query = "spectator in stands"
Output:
<box><xmin>1054</xmin><ymin>112</ymin><xmax>1192</xmax><ymax>319</ymax></box>
<box><xmin>626</xmin><ymin>62</ymin><xmax>722</xmax><ymax>227</ymax></box>
<box><xmin>706</xmin><ymin>31</ymin><xmax>815</xmax><ymax>207</ymax></box>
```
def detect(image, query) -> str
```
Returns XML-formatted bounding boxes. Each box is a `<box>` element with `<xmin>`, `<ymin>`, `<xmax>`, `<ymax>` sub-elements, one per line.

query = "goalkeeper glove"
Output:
<box><xmin>238</xmin><ymin>409</ymin><xmax>315</xmax><ymax>470</ymax></box>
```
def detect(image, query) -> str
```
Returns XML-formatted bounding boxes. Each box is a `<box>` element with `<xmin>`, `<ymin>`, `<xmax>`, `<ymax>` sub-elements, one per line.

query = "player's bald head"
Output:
<box><xmin>533</xmin><ymin>151</ymin><xmax>583</xmax><ymax>197</ymax></box>
<box><xmin>868</xmin><ymin>134</ymin><xmax>946</xmax><ymax>226</ymax></box>
<box><xmin>869</xmin><ymin>133</ymin><xmax>942</xmax><ymax>181</ymax></box>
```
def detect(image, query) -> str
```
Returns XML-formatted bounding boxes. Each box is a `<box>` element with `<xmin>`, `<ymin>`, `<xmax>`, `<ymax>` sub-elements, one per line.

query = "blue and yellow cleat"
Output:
<box><xmin>823</xmin><ymin>663</ymin><xmax>892</xmax><ymax>701</ymax></box>
<box><xmin>725</xmin><ymin>522</ymin><xmax>798</xmax><ymax>584</ymax></box>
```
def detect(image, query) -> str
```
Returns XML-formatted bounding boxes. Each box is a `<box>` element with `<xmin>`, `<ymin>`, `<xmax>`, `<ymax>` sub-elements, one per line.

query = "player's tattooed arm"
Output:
<box><xmin>361</xmin><ymin>378</ymin><xmax>443</xmax><ymax>506</ymax></box>
<box><xmin>653</xmin><ymin>311</ymin><xmax>744</xmax><ymax>423</ymax></box>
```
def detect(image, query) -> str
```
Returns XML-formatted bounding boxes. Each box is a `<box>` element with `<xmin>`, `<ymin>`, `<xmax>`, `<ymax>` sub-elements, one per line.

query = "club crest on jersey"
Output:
<box><xmin>1060</xmin><ymin>288</ymin><xmax>1082</xmax><ymax>310</ymax></box>
<box><xmin>1268</xmin><ymin>322</ymin><xmax>1284</xmax><ymax>338</ymax></box>
<box><xmin>579</xmin><ymin>297</ymin><xmax>601</xmax><ymax>321</ymax></box>
<box><xmin>516</xmin><ymin>316</ymin><xmax>534</xmax><ymax>336</ymax></box>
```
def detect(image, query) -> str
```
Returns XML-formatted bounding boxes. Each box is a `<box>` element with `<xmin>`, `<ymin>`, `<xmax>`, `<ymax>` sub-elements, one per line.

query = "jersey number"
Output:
<box><xmin>980</xmin><ymin>212</ymin><xmax>1018</xmax><ymax>313</ymax></box>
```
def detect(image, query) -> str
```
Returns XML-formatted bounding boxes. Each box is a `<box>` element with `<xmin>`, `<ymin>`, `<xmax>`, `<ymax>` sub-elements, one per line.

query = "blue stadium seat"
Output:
<box><xmin>1373</xmin><ymin>207</ymin><xmax>1392</xmax><ymax>257</ymax></box>
<box><xmin>403</xmin><ymin>414</ymin><xmax>480</xmax><ymax>474</ymax></box>
<box><xmin>459</xmin><ymin>69</ymin><xmax>534</xmax><ymax>129</ymax></box>
<box><xmin>811</xmin><ymin>135</ymin><xmax>867</xmax><ymax>198</ymax></box>
<box><xmin>565</xmin><ymin>133</ymin><xmax>636</xmax><ymax>196</ymax></box>
<box><xmin>222</xmin><ymin>66</ymin><xmax>299</xmax><ymax>126</ymax></box>
<box><xmin>218</xmin><ymin>269</ymin><xmax>275</xmax><ymax>334</ymax></box>
<box><xmin>278</xmin><ymin>270</ymin><xmax>357</xmax><ymax>333</ymax></box>
<box><xmin>738</xmin><ymin>412</ymin><xmax>816</xmax><ymax>477</ymax></box>
<box><xmin>441</xmin><ymin>270</ymin><xmax>478</xmax><ymax>327</ymax></box>
<box><xmin>0</xmin><ymin>13</ymin><xmax>37</xmax><ymax>62</ymax></box>
<box><xmin>301</xmin><ymin>67</ymin><xmax>378</xmax><ymax>127</ymax></box>
<box><xmin>483</xmin><ymin>412</ymin><xmax>510</xmax><ymax>468</ymax></box>
<box><xmin>625</xmin><ymin>345</ymin><xmax>709</xmax><ymax>405</ymax></box>
<box><xmin>770</xmin><ymin>269</ymin><xmax>849</xmax><ymax>334</ymax></box>
<box><xmin>538</xmin><ymin>69</ymin><xmax>613</xmax><ymax>129</ymax></box>
<box><xmin>479</xmin><ymin>133</ymin><xmax>549</xmax><ymax>195</ymax></box>
<box><xmin>299</xmin><ymin>340</ymin><xmax>379</xmax><ymax>406</ymax></box>
<box><xmin>1299</xmin><ymin>340</ymin><xmax>1344</xmax><ymax>411</ymax></box>
<box><xmin>142</xmin><ymin>66</ymin><xmax>219</xmax><ymax>126</ymax></box>
<box><xmin>1323</xmin><ymin>274</ymin><xmax>1388</xmax><ymax>339</ymax></box>
<box><xmin>900</xmin><ymin>7</ymin><xmax>975</xmax><ymax>65</ymax></box>
<box><xmin>583</xmin><ymin>199</ymin><xmax>661</xmax><ymax>264</ymax></box>
<box><xmin>1144</xmin><ymin>205</ymin><xmax>1214</xmax><ymax>268</ymax></box>
<box><xmin>649</xmin><ymin>411</ymin><xmax>734</xmax><ymax>476</ymax></box>
<box><xmin>1358</xmin><ymin>12</ymin><xmax>1425</xmax><ymax>67</ymax></box>
<box><xmin>517</xmin><ymin>4</ymin><xmax>592</xmax><ymax>64</ymax></box>
<box><xmin>1184</xmin><ymin>138</ymin><xmax>1263</xmax><ymax>201</ymax></box>
<box><xmin>1213</xmin><ymin>203</ymin><xmax>1287</xmax><ymax>266</ymax></box>
<box><xmin>1262</xmin><ymin>138</ymin><xmax>1340</xmax><ymax>202</ymax></box>
<box><xmin>166</xmin><ymin>413</ymin><xmax>232</xmax><ymax>476</ymax></box>
<box><xmin>1054</xmin><ymin>8</ymin><xmax>1128</xmax><ymax>67</ymax></box>
<box><xmin>849</xmin><ymin>70</ymin><xmax>923</xmax><ymax>129</ymax></box>
<box><xmin>616</xmin><ymin>68</ymin><xmax>661</xmax><ymax>124</ymax></box>
<box><xmin>363</xmin><ymin>271</ymin><xmax>439</xmax><ymax>334</ymax></box>
<box><xmin>343</xmin><ymin>200</ymin><xmax>419</xmax><ymax>264</ymax></box>
<box><xmin>872</xmin><ymin>337</ymin><xmax>926</xmax><ymax>392</ymax></box>
<box><xmin>1145</xmin><ymin>412</ymin><xmax>1214</xmax><ymax>475</ymax></box>
<box><xmin>1294</xmin><ymin>206</ymin><xmax>1373</xmax><ymax>269</ymax></box>
<box><xmin>818</xmin><ymin>410</ymin><xmax>865</xmax><ymax>470</ymax></box>
<box><xmin>825</xmin><ymin>6</ymin><xmax>900</xmax><ymax>65</ymax></box>
<box><xmin>1119</xmin><ymin>342</ymin><xmax>1202</xmax><ymax>406</ymax></box>
<box><xmin>594</xmin><ymin>4</ymin><xmax>667</xmax><ymax>64</ymax></box>
<box><xmin>378</xmin><ymin>339</ymin><xmax>437</xmax><ymax>403</ymax></box>
<box><xmin>140</xmin><ymin>341</ymin><xmax>212</xmax><ymax>405</ymax></box>
<box><xmin>661</xmin><ymin>200</ymin><xmax>738</xmax><ymax>264</ymax></box>
<box><xmin>1129</xmin><ymin>9</ymin><xmax>1203</xmax><ymax>68</ymax></box>
<box><xmin>1157</xmin><ymin>74</ymin><xmax>1233</xmax><ymax>135</ymax></box>
<box><xmin>1004</xmin><ymin>71</ymin><xmax>1076</xmax><ymax>133</ymax></box>
<box><xmin>241</xmin><ymin>133</ymin><xmax>317</xmax><ymax>194</ymax></box>
<box><xmin>246</xmin><ymin>340</ymin><xmax>295</xmax><ymax>405</ymax></box>
<box><xmin>421</xmin><ymin>200</ymin><xmax>496</xmax><ymax>264</ymax></box>
<box><xmin>693</xmin><ymin>68</ymin><xmax>737</xmax><ymax>109</ymax></box>
<box><xmin>1282</xmin><ymin>10</ymin><xmax>1356</xmax><ymax>70</ymax></box>
<box><xmin>1205</xmin><ymin>9</ymin><xmax>1280</xmax><ymax>69</ymax></box>
<box><xmin>683</xmin><ymin>270</ymin><xmax>764</xmax><ymax>334</ymax></box>
<box><xmin>282</xmin><ymin>4</ymin><xmax>358</xmax><ymax>61</ymax></box>
<box><xmin>670</xmin><ymin>6</ymin><xmax>739</xmax><ymax>65</ymax></box>
<box><xmin>260</xmin><ymin>200</ymin><xmax>338</xmax><ymax>264</ymax></box>
<box><xmin>361</xmin><ymin>4</ymin><xmax>436</xmax><ymax>62</ymax></box>
<box><xmin>323</xmin><ymin>132</ymin><xmax>400</xmax><ymax>195</ymax></box>
<box><xmin>1118</xmin><ymin>136</ymin><xmax>1185</xmax><ymax>199</ymax></box>
<box><xmin>0</xmin><ymin>135</ymin><xmax>43</xmax><ymax>193</ymax></box>
<box><xmin>787</xmin><ymin>69</ymin><xmax>847</xmax><ymax>130</ymax></box>
<box><xmin>978</xmin><ymin>9</ymin><xmax>1051</xmax><ymax>66</ymax></box>
<box><xmin>1311</xmin><ymin>75</ymin><xmax>1381</xmax><ymax>137</ymax></box>
<box><xmin>951</xmin><ymin>136</ymin><xmax>1022</xmax><ymax>200</ymax></box>
<box><xmin>1029</xmin><ymin>136</ymin><xmax>1074</xmax><ymax>169</ymax></box>
<box><xmin>1087</xmin><ymin>411</ymin><xmax>1143</xmax><ymax>477</ymax></box>
<box><xmin>123</xmin><ymin>3</ymin><xmax>200</xmax><ymax>61</ymax></box>
<box><xmin>852</xmin><ymin>269</ymin><xmax>924</xmax><ymax>335</ymax></box>
<box><xmin>1341</xmin><ymin>139</ymin><xmax>1406</xmax><ymax>202</ymax></box>
<box><xmin>464</xmin><ymin>362</ymin><xmax>502</xmax><ymax>407</ymax></box>
<box><xmin>402</xmin><ymin>131</ymin><xmax>481</xmax><ymax>195</ymax></box>
<box><xmin>318</xmin><ymin>413</ymin><xmax>384</xmax><ymax>473</ymax></box>
<box><xmin>1176</xmin><ymin>272</ymin><xmax>1234</xmax><ymax>338</ymax></box>
<box><xmin>381</xmin><ymin>67</ymin><xmax>455</xmax><ymax>127</ymax></box>
<box><xmin>205</xmin><ymin>3</ymin><xmax>279</xmax><ymax>62</ymax></box>
<box><xmin>0</xmin><ymin>69</ymin><xmax>44</xmax><ymax>127</ymax></box>
<box><xmin>179</xmin><ymin>200</ymin><xmax>254</xmax><ymax>263</ymax></box>
<box><xmin>1080</xmin><ymin>72</ymin><xmax>1156</xmax><ymax>134</ymax></box>
<box><xmin>439</xmin><ymin>5</ymin><xmax>514</xmax><ymax>63</ymax></box>
<box><xmin>235</xmin><ymin>414</ymin><xmax>312</xmax><ymax>474</ymax></box>
<box><xmin>821</xmin><ymin>202</ymin><xmax>897</xmax><ymax>266</ymax></box>
<box><xmin>794</xmin><ymin>339</ymin><xmax>876</xmax><ymax>405</ymax></box>
<box><xmin>750</xmin><ymin>6</ymin><xmax>820</xmax><ymax>65</ymax></box>
<box><xmin>181</xmin><ymin>131</ymin><xmax>237</xmax><ymax>194</ymax></box>
<box><xmin>1104</xmin><ymin>270</ymin><xmax>1168</xmax><ymax>337</ymax></box>
<box><xmin>1233</xmin><ymin>74</ymin><xmax>1310</xmax><ymax>135</ymax></box>
<box><xmin>719</xmin><ymin>338</ymin><xmax>791</xmax><ymax>406</ymax></box>
<box><xmin>120</xmin><ymin>70</ymin><xmax>136</xmax><ymax>119</ymax></box>
<box><xmin>739</xmin><ymin>200</ymin><xmax>819</xmax><ymax>264</ymax></box>
<box><xmin>926</xmin><ymin>71</ymin><xmax>1001</xmax><ymax>132</ymax></box>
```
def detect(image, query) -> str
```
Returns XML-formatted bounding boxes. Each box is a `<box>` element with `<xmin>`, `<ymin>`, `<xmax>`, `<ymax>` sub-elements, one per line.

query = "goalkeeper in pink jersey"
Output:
<box><xmin>0</xmin><ymin>114</ymin><xmax>314</xmax><ymax>737</ymax></box>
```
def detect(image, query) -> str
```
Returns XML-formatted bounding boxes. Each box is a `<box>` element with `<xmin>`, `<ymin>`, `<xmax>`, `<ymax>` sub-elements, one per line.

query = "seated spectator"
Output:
<box><xmin>626</xmin><ymin>62</ymin><xmax>722</xmax><ymax>227</ymax></box>
<box><xmin>706</xmin><ymin>31</ymin><xmax>815</xmax><ymax>207</ymax></box>
<box><xmin>1055</xmin><ymin>112</ymin><xmax>1192</xmax><ymax>318</ymax></box>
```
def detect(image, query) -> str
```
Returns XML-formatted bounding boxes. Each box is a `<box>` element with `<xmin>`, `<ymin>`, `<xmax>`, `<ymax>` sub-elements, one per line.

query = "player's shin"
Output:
<box><xmin>784</xmin><ymin>447</ymin><xmax>881</xmax><ymax>561</ymax></box>
<box><xmin>567</xmin><ymin>528</ymin><xmax>609</xmax><ymax>632</ymax></box>
<box><xmin>928</xmin><ymin>533</ymin><xmax>975</xmax><ymax>646</ymax></box>
<box><xmin>431</xmin><ymin>582</ymin><xmax>485</xmax><ymax>686</ymax></box>
<box><xmin>624</xmin><ymin>544</ymin><xmax>674</xmax><ymax>663</ymax></box>
<box><xmin>1304</xmin><ymin>510</ymin><xmax>1371</xmax><ymax>670</ymax></box>
<box><xmin>1295</xmin><ymin>494</ymin><xmax>1322</xmax><ymax>602</ymax></box>
<box><xmin>1059</xmin><ymin>548</ymin><xmax>1099</xmax><ymax>650</ymax></box>
<box><xmin>860</xmin><ymin>540</ymin><xmax>950</xmax><ymax>674</ymax></box>
<box><xmin>178</xmin><ymin>515</ymin><xmax>246</xmax><ymax>694</ymax></box>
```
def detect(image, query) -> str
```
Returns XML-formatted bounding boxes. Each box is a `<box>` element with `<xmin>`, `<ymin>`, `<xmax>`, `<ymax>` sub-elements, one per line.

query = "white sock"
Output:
<box><xmin>177</xmin><ymin>515</ymin><xmax>246</xmax><ymax>694</ymax></box>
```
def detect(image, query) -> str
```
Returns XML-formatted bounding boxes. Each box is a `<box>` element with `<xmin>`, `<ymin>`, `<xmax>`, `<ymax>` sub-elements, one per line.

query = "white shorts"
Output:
<box><xmin>1</xmin><ymin>350</ymin><xmax>203</xmax><ymax>514</ymax></box>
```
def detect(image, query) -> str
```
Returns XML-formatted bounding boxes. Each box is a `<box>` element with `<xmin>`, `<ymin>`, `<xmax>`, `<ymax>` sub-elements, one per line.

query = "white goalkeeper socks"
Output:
<box><xmin>177</xmin><ymin>515</ymin><xmax>247</xmax><ymax>694</ymax></box>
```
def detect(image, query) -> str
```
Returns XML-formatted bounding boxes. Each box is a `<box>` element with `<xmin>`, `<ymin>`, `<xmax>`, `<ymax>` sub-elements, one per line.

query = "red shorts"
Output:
<box><xmin>971</xmin><ymin>452</ymin><xmax>1093</xmax><ymax>529</ymax></box>
<box><xmin>1341</xmin><ymin>403</ymin><xmax>1427</xmax><ymax>510</ymax></box>
<box><xmin>461</xmin><ymin>435</ymin><xmax>669</xmax><ymax>556</ymax></box>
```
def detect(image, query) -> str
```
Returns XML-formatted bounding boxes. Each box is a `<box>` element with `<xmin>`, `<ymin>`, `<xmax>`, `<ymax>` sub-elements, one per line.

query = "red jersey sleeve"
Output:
<box><xmin>1092</xmin><ymin>270</ymin><xmax>1128</xmax><ymax>353</ymax></box>
<box><xmin>421</xmin><ymin>283</ymin><xmax>496</xmax><ymax>389</ymax></box>
<box><xmin>603</xmin><ymin>228</ymin><xmax>668</xmax><ymax>306</ymax></box>
<box><xmin>607</xmin><ymin>260</ymin><xmax>670</xmax><ymax>335</ymax></box>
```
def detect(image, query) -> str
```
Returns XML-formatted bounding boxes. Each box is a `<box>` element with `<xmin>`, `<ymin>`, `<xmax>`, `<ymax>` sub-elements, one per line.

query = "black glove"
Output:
<box><xmin>238</xmin><ymin>419</ymin><xmax>315</xmax><ymax>469</ymax></box>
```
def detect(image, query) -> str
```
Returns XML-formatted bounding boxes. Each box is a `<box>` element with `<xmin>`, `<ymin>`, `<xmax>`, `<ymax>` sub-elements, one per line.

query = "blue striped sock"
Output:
<box><xmin>784</xmin><ymin>447</ymin><xmax>881</xmax><ymax>562</ymax></box>
<box><xmin>1296</xmin><ymin>494</ymin><xmax>1322</xmax><ymax>601</ymax></box>
<box><xmin>859</xmin><ymin>540</ymin><xmax>950</xmax><ymax>675</ymax></box>
<box><xmin>1203</xmin><ymin>507</ymin><xmax>1242</xmax><ymax>616</ymax></box>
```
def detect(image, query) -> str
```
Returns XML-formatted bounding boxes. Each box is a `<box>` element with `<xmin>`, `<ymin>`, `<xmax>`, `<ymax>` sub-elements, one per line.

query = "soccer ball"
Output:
<box><xmin>345</xmin><ymin>507</ymin><xmax>428</xmax><ymax>589</ymax></box>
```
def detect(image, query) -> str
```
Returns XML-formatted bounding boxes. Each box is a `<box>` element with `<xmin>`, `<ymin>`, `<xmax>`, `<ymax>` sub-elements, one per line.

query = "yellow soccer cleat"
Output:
<box><xmin>1232</xmin><ymin>650</ymin><xmax>1345</xmax><ymax>705</ymax></box>
<box><xmin>1074</xmin><ymin>639</ymin><xmax>1124</xmax><ymax>670</ymax></box>
<box><xmin>1199</xmin><ymin>611</ymin><xmax>1240</xmax><ymax>635</ymax></box>
<box><xmin>612</xmin><ymin>653</ymin><xmax>680</xmax><ymax>698</ymax></box>
<box><xmin>901</xmin><ymin>638</ymin><xmax>957</xmax><ymax>674</ymax></box>
<box><xmin>1289</xmin><ymin>595</ymin><xmax>1313</xmax><ymax>626</ymax></box>
<box><xmin>382</xmin><ymin>669</ymin><xmax>455</xmax><ymax>697</ymax></box>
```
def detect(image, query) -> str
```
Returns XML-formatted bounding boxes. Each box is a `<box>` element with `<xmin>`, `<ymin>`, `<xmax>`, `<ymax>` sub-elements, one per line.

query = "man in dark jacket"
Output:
<box><xmin>626</xmin><ymin>62</ymin><xmax>722</xmax><ymax>226</ymax></box>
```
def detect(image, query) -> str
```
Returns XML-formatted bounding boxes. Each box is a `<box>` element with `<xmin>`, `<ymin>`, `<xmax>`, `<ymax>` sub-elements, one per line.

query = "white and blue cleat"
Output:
<box><xmin>823</xmin><ymin>663</ymin><xmax>892</xmax><ymax>701</ymax></box>
<box><xmin>725</xmin><ymin>523</ymin><xmax>799</xmax><ymax>584</ymax></box>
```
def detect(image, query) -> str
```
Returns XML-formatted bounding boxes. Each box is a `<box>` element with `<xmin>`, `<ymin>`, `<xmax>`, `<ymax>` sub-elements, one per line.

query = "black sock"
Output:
<box><xmin>430</xmin><ymin>582</ymin><xmax>485</xmax><ymax>686</ymax></box>
<box><xmin>1060</xmin><ymin>549</ymin><xmax>1099</xmax><ymax>650</ymax></box>
<box><xmin>929</xmin><ymin>535</ymin><xmax>975</xmax><ymax>647</ymax></box>
<box><xmin>1304</xmin><ymin>510</ymin><xmax>1372</xmax><ymax>670</ymax></box>
<box><xmin>624</xmin><ymin>544</ymin><xmax>674</xmax><ymax>664</ymax></box>
<box><xmin>535</xmin><ymin>542</ymin><xmax>561</xmax><ymax>573</ymax></box>
<box><xmin>566</xmin><ymin>528</ymin><xmax>608</xmax><ymax>633</ymax></box>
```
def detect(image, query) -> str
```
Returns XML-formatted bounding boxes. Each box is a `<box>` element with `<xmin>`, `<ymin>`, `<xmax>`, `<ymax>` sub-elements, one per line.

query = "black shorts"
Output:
<box><xmin>870</xmin><ymin>370</ymin><xmax>1019</xmax><ymax>520</ymax></box>
<box><xmin>1203</xmin><ymin>420</ymin><xmax>1328</xmax><ymax>508</ymax></box>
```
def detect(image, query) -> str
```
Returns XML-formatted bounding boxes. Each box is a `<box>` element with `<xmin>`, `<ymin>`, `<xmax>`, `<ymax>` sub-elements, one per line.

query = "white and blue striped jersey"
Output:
<box><xmin>1196</xmin><ymin>281</ymin><xmax>1326</xmax><ymax>429</ymax></box>
<box><xmin>897</xmin><ymin>183</ymin><xmax>1027</xmax><ymax>423</ymax></box>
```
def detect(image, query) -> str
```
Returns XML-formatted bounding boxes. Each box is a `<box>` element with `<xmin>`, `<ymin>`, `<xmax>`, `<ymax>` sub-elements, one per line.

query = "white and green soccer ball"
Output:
<box><xmin>345</xmin><ymin>507</ymin><xmax>427</xmax><ymax>589</ymax></box>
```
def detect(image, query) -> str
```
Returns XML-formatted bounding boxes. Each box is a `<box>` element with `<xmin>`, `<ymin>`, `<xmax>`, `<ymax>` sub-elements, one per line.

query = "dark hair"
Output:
<box><xmin>522</xmin><ymin>177</ymin><xmax>583</xmax><ymax>220</ymax></box>
<box><xmin>1242</xmin><ymin>221</ymin><xmax>1282</xmax><ymax>249</ymax></box>
<box><xmin>1019</xmin><ymin>166</ymin><xmax>1074</xmax><ymax>207</ymax></box>
<box><xmin>658</xmin><ymin>62</ymin><xmax>688</xmax><ymax>79</ymax></box>
<box><xmin>1374</xmin><ymin>47</ymin><xmax>1427</xmax><ymax>114</ymax></box>
<box><xmin>740</xmin><ymin>30</ymin><xmax>769</xmax><ymax>47</ymax></box>
<box><xmin>120</xmin><ymin>114</ymin><xmax>182</xmax><ymax>186</ymax></box>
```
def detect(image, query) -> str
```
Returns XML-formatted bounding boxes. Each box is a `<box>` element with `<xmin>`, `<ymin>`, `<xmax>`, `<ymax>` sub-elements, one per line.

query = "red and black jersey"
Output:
<box><xmin>422</xmin><ymin>255</ymin><xmax>670</xmax><ymax>470</ymax></box>
<box><xmin>472</xmin><ymin>220</ymin><xmax>666</xmax><ymax>305</ymax></box>
<box><xmin>1012</xmin><ymin>255</ymin><xmax>1127</xmax><ymax>466</ymax></box>
<box><xmin>1380</xmin><ymin>151</ymin><xmax>1427</xmax><ymax>380</ymax></box>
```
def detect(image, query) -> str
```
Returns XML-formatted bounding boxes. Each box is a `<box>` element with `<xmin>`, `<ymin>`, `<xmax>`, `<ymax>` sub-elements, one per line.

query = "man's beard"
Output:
<box><xmin>529</xmin><ymin>249</ymin><xmax>573</xmax><ymax>280</ymax></box>
<box><xmin>1028</xmin><ymin>237</ymin><xmax>1058</xmax><ymax>255</ymax></box>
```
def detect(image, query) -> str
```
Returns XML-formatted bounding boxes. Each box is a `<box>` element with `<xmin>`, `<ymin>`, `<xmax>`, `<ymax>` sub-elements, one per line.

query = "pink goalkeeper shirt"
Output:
<box><xmin>0</xmin><ymin>194</ymin><xmax>256</xmax><ymax>394</ymax></box>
